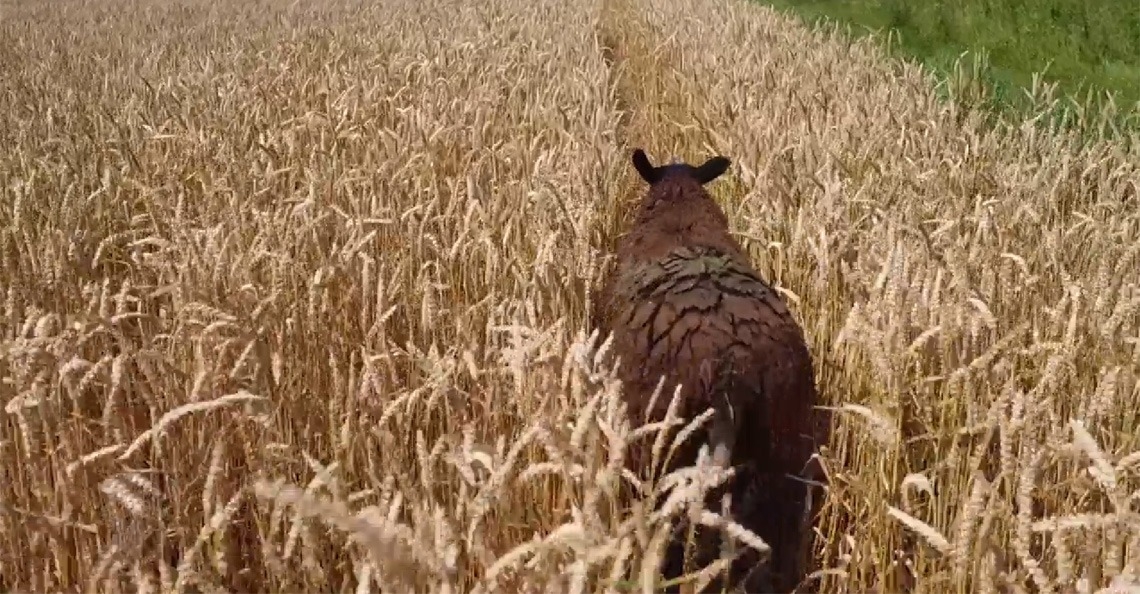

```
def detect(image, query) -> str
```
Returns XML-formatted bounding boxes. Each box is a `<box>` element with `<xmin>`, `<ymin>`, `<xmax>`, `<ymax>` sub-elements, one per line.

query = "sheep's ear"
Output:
<box><xmin>631</xmin><ymin>149</ymin><xmax>659</xmax><ymax>184</ymax></box>
<box><xmin>695</xmin><ymin>156</ymin><xmax>731</xmax><ymax>185</ymax></box>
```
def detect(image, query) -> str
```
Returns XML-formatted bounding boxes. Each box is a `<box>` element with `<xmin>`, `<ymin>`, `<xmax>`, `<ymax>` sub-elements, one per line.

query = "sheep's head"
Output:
<box><xmin>627</xmin><ymin>148</ymin><xmax>733</xmax><ymax>232</ymax></box>
<box><xmin>631</xmin><ymin>148</ymin><xmax>731</xmax><ymax>187</ymax></box>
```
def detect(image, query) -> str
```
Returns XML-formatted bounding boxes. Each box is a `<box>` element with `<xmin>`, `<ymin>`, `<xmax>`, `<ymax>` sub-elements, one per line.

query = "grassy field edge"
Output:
<box><xmin>753</xmin><ymin>0</ymin><xmax>1140</xmax><ymax>140</ymax></box>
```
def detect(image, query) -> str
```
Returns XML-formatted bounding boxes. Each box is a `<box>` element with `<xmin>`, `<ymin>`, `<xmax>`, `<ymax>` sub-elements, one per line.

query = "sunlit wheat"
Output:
<box><xmin>1</xmin><ymin>0</ymin><xmax>1138</xmax><ymax>591</ymax></box>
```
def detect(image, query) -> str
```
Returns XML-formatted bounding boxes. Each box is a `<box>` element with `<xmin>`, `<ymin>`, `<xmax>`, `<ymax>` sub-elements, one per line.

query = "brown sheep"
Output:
<box><xmin>592</xmin><ymin>148</ymin><xmax>828</xmax><ymax>593</ymax></box>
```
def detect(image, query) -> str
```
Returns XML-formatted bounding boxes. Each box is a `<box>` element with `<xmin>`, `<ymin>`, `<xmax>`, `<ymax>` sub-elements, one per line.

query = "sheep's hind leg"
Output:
<box><xmin>708</xmin><ymin>405</ymin><xmax>736</xmax><ymax>565</ymax></box>
<box><xmin>692</xmin><ymin>398</ymin><xmax>740</xmax><ymax>593</ymax></box>
<box><xmin>661</xmin><ymin>400</ymin><xmax>742</xmax><ymax>594</ymax></box>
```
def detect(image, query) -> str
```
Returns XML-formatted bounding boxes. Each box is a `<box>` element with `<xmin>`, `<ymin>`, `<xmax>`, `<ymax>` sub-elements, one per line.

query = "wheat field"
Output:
<box><xmin>2</xmin><ymin>0</ymin><xmax>1139</xmax><ymax>591</ymax></box>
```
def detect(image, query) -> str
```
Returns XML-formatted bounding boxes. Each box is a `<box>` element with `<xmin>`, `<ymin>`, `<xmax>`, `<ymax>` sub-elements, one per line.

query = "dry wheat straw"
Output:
<box><xmin>2</xmin><ymin>0</ymin><xmax>1139</xmax><ymax>590</ymax></box>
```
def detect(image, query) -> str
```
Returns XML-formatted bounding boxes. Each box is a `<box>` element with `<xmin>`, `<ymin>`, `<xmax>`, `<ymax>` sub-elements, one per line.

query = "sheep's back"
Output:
<box><xmin>604</xmin><ymin>244</ymin><xmax>818</xmax><ymax>475</ymax></box>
